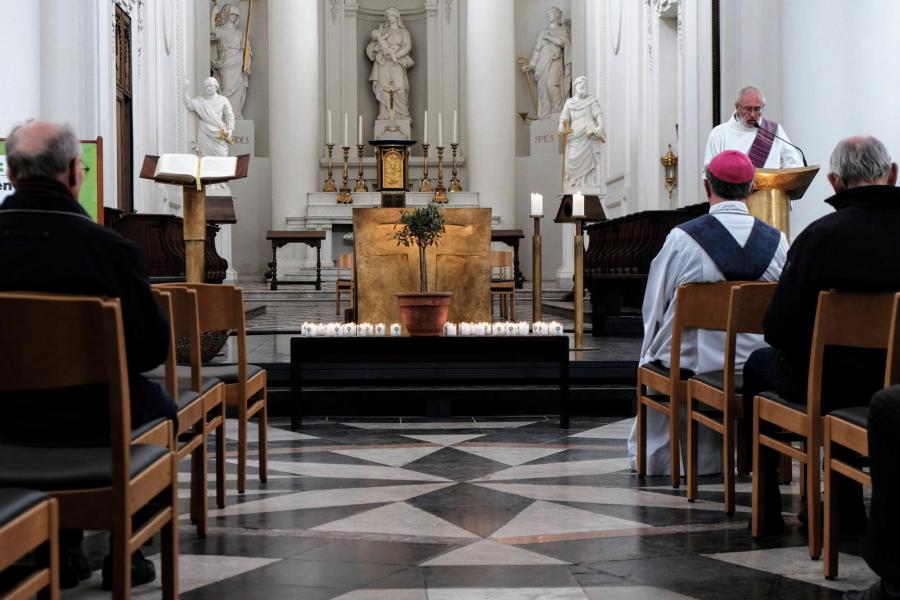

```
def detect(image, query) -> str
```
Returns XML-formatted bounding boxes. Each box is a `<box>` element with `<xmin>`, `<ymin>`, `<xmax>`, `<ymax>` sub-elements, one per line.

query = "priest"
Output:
<box><xmin>704</xmin><ymin>86</ymin><xmax>803</xmax><ymax>170</ymax></box>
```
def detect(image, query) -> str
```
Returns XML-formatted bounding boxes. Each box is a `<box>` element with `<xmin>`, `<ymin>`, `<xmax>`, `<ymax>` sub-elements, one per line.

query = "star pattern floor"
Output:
<box><xmin>63</xmin><ymin>416</ymin><xmax>875</xmax><ymax>599</ymax></box>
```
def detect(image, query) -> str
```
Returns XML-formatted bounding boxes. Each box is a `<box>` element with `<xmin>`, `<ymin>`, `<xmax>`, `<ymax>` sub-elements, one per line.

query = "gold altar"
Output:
<box><xmin>747</xmin><ymin>165</ymin><xmax>819</xmax><ymax>238</ymax></box>
<box><xmin>353</xmin><ymin>207</ymin><xmax>492</xmax><ymax>326</ymax></box>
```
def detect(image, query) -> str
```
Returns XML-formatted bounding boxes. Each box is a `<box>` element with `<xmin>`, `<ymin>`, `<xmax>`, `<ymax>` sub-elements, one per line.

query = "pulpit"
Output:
<box><xmin>748</xmin><ymin>166</ymin><xmax>819</xmax><ymax>238</ymax></box>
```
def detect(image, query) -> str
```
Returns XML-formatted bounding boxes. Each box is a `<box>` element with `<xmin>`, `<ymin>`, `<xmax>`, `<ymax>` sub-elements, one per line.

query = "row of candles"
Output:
<box><xmin>324</xmin><ymin>110</ymin><xmax>459</xmax><ymax>147</ymax></box>
<box><xmin>529</xmin><ymin>191</ymin><xmax>585</xmax><ymax>218</ymax></box>
<box><xmin>300</xmin><ymin>321</ymin><xmax>565</xmax><ymax>337</ymax></box>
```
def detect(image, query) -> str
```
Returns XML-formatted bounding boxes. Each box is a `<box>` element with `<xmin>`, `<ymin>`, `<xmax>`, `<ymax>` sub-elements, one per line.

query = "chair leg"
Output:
<box><xmin>723</xmin><ymin>415</ymin><xmax>736</xmax><ymax>516</ymax></box>
<box><xmin>823</xmin><ymin>422</ymin><xmax>838</xmax><ymax>579</ymax></box>
<box><xmin>215</xmin><ymin>402</ymin><xmax>226</xmax><ymax>509</ymax></box>
<box><xmin>335</xmin><ymin>287</ymin><xmax>341</xmax><ymax>315</ymax></box>
<box><xmin>238</xmin><ymin>408</ymin><xmax>248</xmax><ymax>494</ymax></box>
<box><xmin>751</xmin><ymin>397</ymin><xmax>764</xmax><ymax>538</ymax></box>
<box><xmin>686</xmin><ymin>394</ymin><xmax>698</xmax><ymax>503</ymax></box>
<box><xmin>111</xmin><ymin>522</ymin><xmax>130</xmax><ymax>599</ymax></box>
<box><xmin>258</xmin><ymin>387</ymin><xmax>268</xmax><ymax>484</ymax></box>
<box><xmin>161</xmin><ymin>461</ymin><xmax>179</xmax><ymax>600</ymax></box>
<box><xmin>39</xmin><ymin>499</ymin><xmax>59</xmax><ymax>600</ymax></box>
<box><xmin>510</xmin><ymin>291</ymin><xmax>516</xmax><ymax>320</ymax></box>
<box><xmin>191</xmin><ymin>432</ymin><xmax>208</xmax><ymax>538</ymax></box>
<box><xmin>779</xmin><ymin>453</ymin><xmax>793</xmax><ymax>485</ymax></box>
<box><xmin>637</xmin><ymin>387</ymin><xmax>647</xmax><ymax>477</ymax></box>
<box><xmin>807</xmin><ymin>447</ymin><xmax>823</xmax><ymax>560</ymax></box>
<box><xmin>670</xmin><ymin>393</ymin><xmax>681</xmax><ymax>488</ymax></box>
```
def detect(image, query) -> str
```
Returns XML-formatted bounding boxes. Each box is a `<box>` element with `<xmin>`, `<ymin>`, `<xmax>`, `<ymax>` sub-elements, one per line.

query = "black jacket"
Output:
<box><xmin>764</xmin><ymin>184</ymin><xmax>900</xmax><ymax>406</ymax></box>
<box><xmin>0</xmin><ymin>178</ymin><xmax>175</xmax><ymax>444</ymax></box>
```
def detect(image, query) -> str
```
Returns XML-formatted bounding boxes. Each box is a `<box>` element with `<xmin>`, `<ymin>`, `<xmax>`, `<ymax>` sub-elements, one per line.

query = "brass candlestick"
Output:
<box><xmin>532</xmin><ymin>215</ymin><xmax>542</xmax><ymax>322</ymax></box>
<box><xmin>337</xmin><ymin>145</ymin><xmax>352</xmax><ymax>204</ymax></box>
<box><xmin>323</xmin><ymin>143</ymin><xmax>336</xmax><ymax>192</ymax></box>
<box><xmin>354</xmin><ymin>144</ymin><xmax>367</xmax><ymax>192</ymax></box>
<box><xmin>449</xmin><ymin>142</ymin><xmax>461</xmax><ymax>192</ymax></box>
<box><xmin>574</xmin><ymin>218</ymin><xmax>584</xmax><ymax>349</ymax></box>
<box><xmin>433</xmin><ymin>145</ymin><xmax>448</xmax><ymax>203</ymax></box>
<box><xmin>419</xmin><ymin>144</ymin><xmax>432</xmax><ymax>192</ymax></box>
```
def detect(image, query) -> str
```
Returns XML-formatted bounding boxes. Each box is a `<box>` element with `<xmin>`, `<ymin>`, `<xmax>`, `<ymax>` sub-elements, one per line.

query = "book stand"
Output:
<box><xmin>140</xmin><ymin>154</ymin><xmax>250</xmax><ymax>283</ymax></box>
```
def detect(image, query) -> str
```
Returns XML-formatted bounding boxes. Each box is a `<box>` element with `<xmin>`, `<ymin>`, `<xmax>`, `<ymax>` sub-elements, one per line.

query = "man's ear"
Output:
<box><xmin>888</xmin><ymin>163</ymin><xmax>898</xmax><ymax>187</ymax></box>
<box><xmin>703</xmin><ymin>179</ymin><xmax>712</xmax><ymax>199</ymax></box>
<box><xmin>827</xmin><ymin>172</ymin><xmax>844</xmax><ymax>193</ymax></box>
<box><xmin>67</xmin><ymin>157</ymin><xmax>79</xmax><ymax>188</ymax></box>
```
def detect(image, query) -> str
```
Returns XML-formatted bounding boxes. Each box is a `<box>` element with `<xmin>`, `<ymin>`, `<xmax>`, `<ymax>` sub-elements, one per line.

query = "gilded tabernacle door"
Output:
<box><xmin>352</xmin><ymin>207</ymin><xmax>491</xmax><ymax>327</ymax></box>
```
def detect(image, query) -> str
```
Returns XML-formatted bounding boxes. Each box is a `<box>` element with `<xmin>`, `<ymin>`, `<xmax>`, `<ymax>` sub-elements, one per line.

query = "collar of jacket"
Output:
<box><xmin>0</xmin><ymin>177</ymin><xmax>88</xmax><ymax>217</ymax></box>
<box><xmin>824</xmin><ymin>184</ymin><xmax>900</xmax><ymax>211</ymax></box>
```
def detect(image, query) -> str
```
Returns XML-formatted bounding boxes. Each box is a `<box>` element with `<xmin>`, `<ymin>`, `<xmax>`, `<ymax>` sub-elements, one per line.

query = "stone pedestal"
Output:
<box><xmin>374</xmin><ymin>118</ymin><xmax>411</xmax><ymax>140</ymax></box>
<box><xmin>530</xmin><ymin>118</ymin><xmax>563</xmax><ymax>155</ymax></box>
<box><xmin>231</xmin><ymin>119</ymin><xmax>254</xmax><ymax>156</ymax></box>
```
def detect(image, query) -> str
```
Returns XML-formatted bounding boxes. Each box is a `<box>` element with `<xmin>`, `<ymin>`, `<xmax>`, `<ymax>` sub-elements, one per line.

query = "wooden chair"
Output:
<box><xmin>0</xmin><ymin>292</ymin><xmax>178</xmax><ymax>599</ymax></box>
<box><xmin>159</xmin><ymin>283</ymin><xmax>268</xmax><ymax>494</ymax></box>
<box><xmin>0</xmin><ymin>489</ymin><xmax>59</xmax><ymax>600</ymax></box>
<box><xmin>151</xmin><ymin>289</ymin><xmax>227</xmax><ymax>537</ymax></box>
<box><xmin>752</xmin><ymin>290</ymin><xmax>896</xmax><ymax>560</ymax></box>
<box><xmin>637</xmin><ymin>281</ymin><xmax>742</xmax><ymax>488</ymax></box>
<box><xmin>490</xmin><ymin>250</ymin><xmax>516</xmax><ymax>320</ymax></box>
<box><xmin>822</xmin><ymin>292</ymin><xmax>900</xmax><ymax>578</ymax></box>
<box><xmin>336</xmin><ymin>252</ymin><xmax>355</xmax><ymax>316</ymax></box>
<box><xmin>687</xmin><ymin>282</ymin><xmax>776</xmax><ymax>515</ymax></box>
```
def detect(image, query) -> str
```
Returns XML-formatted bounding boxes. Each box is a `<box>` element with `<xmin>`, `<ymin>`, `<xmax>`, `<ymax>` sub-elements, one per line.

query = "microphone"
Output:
<box><xmin>754</xmin><ymin>123</ymin><xmax>807</xmax><ymax>166</ymax></box>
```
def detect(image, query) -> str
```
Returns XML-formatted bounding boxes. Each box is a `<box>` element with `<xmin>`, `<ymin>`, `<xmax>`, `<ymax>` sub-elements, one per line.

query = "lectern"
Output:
<box><xmin>140</xmin><ymin>154</ymin><xmax>250</xmax><ymax>283</ymax></box>
<box><xmin>748</xmin><ymin>166</ymin><xmax>819</xmax><ymax>238</ymax></box>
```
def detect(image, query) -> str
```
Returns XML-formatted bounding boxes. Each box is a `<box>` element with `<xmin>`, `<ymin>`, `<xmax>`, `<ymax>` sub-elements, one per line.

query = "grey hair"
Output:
<box><xmin>5</xmin><ymin>121</ymin><xmax>80</xmax><ymax>180</ymax></box>
<box><xmin>704</xmin><ymin>166</ymin><xmax>753</xmax><ymax>200</ymax></box>
<box><xmin>735</xmin><ymin>86</ymin><xmax>765</xmax><ymax>106</ymax></box>
<box><xmin>829</xmin><ymin>136</ymin><xmax>893</xmax><ymax>186</ymax></box>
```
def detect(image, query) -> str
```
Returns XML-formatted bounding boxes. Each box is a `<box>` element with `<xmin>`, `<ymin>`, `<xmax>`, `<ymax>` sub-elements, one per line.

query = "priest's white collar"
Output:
<box><xmin>709</xmin><ymin>200</ymin><xmax>750</xmax><ymax>215</ymax></box>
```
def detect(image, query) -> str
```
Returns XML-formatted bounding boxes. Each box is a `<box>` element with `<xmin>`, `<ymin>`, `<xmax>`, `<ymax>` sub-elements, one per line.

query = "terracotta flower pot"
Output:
<box><xmin>395</xmin><ymin>292</ymin><xmax>453</xmax><ymax>336</ymax></box>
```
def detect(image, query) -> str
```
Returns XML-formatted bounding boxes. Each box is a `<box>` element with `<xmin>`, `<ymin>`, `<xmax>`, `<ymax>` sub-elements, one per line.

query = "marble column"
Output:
<box><xmin>269</xmin><ymin>0</ymin><xmax>320</xmax><ymax>269</ymax></box>
<box><xmin>0</xmin><ymin>0</ymin><xmax>40</xmax><ymax>133</ymax></box>
<box><xmin>466</xmin><ymin>0</ymin><xmax>516</xmax><ymax>228</ymax></box>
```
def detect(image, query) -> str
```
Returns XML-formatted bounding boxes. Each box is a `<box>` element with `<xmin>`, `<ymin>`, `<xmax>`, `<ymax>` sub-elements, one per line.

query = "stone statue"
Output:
<box><xmin>366</xmin><ymin>7</ymin><xmax>413</xmax><ymax>121</ymax></box>
<box><xmin>559</xmin><ymin>76</ymin><xmax>605</xmax><ymax>192</ymax></box>
<box><xmin>522</xmin><ymin>7</ymin><xmax>572</xmax><ymax>119</ymax></box>
<box><xmin>210</xmin><ymin>0</ymin><xmax>250</xmax><ymax>120</ymax></box>
<box><xmin>183</xmin><ymin>77</ymin><xmax>235</xmax><ymax>159</ymax></box>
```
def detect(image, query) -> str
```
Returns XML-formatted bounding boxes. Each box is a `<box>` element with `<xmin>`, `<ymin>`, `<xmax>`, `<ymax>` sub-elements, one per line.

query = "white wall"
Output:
<box><xmin>0</xmin><ymin>0</ymin><xmax>41</xmax><ymax>134</ymax></box>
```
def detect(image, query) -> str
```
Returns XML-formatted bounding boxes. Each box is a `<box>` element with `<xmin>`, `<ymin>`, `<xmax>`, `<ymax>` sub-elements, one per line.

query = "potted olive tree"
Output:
<box><xmin>392</xmin><ymin>202</ymin><xmax>452</xmax><ymax>335</ymax></box>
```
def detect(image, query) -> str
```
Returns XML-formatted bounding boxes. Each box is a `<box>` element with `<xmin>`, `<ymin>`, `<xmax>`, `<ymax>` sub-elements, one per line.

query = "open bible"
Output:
<box><xmin>152</xmin><ymin>154</ymin><xmax>238</xmax><ymax>187</ymax></box>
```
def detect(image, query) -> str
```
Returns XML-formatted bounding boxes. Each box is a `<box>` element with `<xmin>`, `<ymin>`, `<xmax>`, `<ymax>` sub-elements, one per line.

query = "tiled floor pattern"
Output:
<box><xmin>64</xmin><ymin>416</ymin><xmax>876</xmax><ymax>599</ymax></box>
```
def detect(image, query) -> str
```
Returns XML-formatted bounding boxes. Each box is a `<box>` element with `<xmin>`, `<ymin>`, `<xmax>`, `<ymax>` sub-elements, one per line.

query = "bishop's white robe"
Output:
<box><xmin>704</xmin><ymin>113</ymin><xmax>803</xmax><ymax>169</ymax></box>
<box><xmin>627</xmin><ymin>201</ymin><xmax>789</xmax><ymax>476</ymax></box>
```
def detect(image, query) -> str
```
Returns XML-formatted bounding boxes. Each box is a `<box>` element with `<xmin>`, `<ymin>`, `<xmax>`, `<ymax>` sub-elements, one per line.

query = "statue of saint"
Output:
<box><xmin>366</xmin><ymin>7</ymin><xmax>414</xmax><ymax>120</ymax></box>
<box><xmin>210</xmin><ymin>0</ymin><xmax>250</xmax><ymax>120</ymax></box>
<box><xmin>183</xmin><ymin>77</ymin><xmax>235</xmax><ymax>159</ymax></box>
<box><xmin>522</xmin><ymin>7</ymin><xmax>572</xmax><ymax>119</ymax></box>
<box><xmin>559</xmin><ymin>76</ymin><xmax>605</xmax><ymax>191</ymax></box>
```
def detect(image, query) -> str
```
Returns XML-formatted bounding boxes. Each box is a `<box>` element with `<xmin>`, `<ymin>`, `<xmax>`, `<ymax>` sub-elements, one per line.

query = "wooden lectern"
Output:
<box><xmin>748</xmin><ymin>165</ymin><xmax>819</xmax><ymax>238</ymax></box>
<box><xmin>140</xmin><ymin>155</ymin><xmax>249</xmax><ymax>283</ymax></box>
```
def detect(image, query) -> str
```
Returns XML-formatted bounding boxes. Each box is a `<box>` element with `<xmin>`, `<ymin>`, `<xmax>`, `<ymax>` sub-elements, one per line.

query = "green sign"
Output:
<box><xmin>0</xmin><ymin>138</ymin><xmax>102</xmax><ymax>223</ymax></box>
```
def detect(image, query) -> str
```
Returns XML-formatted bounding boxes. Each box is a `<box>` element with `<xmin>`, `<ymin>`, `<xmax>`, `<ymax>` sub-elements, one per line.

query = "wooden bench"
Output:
<box><xmin>265</xmin><ymin>230</ymin><xmax>326</xmax><ymax>291</ymax></box>
<box><xmin>290</xmin><ymin>335</ymin><xmax>570</xmax><ymax>429</ymax></box>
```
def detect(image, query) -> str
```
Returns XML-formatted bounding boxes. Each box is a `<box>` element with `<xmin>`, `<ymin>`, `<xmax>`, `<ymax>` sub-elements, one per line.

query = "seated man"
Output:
<box><xmin>628</xmin><ymin>150</ymin><xmax>788</xmax><ymax>476</ymax></box>
<box><xmin>743</xmin><ymin>135</ymin><xmax>900</xmax><ymax>534</ymax></box>
<box><xmin>0</xmin><ymin>121</ymin><xmax>177</xmax><ymax>589</ymax></box>
<box><xmin>844</xmin><ymin>386</ymin><xmax>900</xmax><ymax>600</ymax></box>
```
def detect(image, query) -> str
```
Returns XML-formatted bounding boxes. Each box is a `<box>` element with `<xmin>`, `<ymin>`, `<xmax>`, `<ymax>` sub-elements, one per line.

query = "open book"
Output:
<box><xmin>153</xmin><ymin>154</ymin><xmax>238</xmax><ymax>186</ymax></box>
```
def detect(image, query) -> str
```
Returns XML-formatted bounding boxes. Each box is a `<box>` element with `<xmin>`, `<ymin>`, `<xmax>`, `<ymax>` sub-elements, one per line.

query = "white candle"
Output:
<box><xmin>358</xmin><ymin>114</ymin><xmax>363</xmax><ymax>145</ymax></box>
<box><xmin>423</xmin><ymin>110</ymin><xmax>428</xmax><ymax>145</ymax></box>
<box><xmin>343</xmin><ymin>113</ymin><xmax>348</xmax><ymax>147</ymax></box>
<box><xmin>342</xmin><ymin>323</ymin><xmax>356</xmax><ymax>337</ymax></box>
<box><xmin>531</xmin><ymin>193</ymin><xmax>543</xmax><ymax>217</ymax></box>
<box><xmin>452</xmin><ymin>109</ymin><xmax>458</xmax><ymax>144</ymax></box>
<box><xmin>572</xmin><ymin>191</ymin><xmax>585</xmax><ymax>217</ymax></box>
<box><xmin>438</xmin><ymin>112</ymin><xmax>443</xmax><ymax>147</ymax></box>
<box><xmin>327</xmin><ymin>110</ymin><xmax>332</xmax><ymax>145</ymax></box>
<box><xmin>460</xmin><ymin>322</ymin><xmax>471</xmax><ymax>336</ymax></box>
<box><xmin>375</xmin><ymin>323</ymin><xmax>386</xmax><ymax>336</ymax></box>
<box><xmin>390</xmin><ymin>323</ymin><xmax>402</xmax><ymax>336</ymax></box>
<box><xmin>518</xmin><ymin>321</ymin><xmax>530</xmax><ymax>335</ymax></box>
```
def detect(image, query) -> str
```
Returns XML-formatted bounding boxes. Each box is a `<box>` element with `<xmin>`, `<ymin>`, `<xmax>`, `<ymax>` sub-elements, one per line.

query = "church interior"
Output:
<box><xmin>2</xmin><ymin>0</ymin><xmax>900</xmax><ymax>598</ymax></box>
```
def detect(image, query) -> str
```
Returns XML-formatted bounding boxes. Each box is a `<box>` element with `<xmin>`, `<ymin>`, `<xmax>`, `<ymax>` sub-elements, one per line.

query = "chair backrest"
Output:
<box><xmin>491</xmin><ymin>250</ymin><xmax>513</xmax><ymax>280</ymax></box>
<box><xmin>884</xmin><ymin>293</ymin><xmax>900</xmax><ymax>387</ymax></box>
<box><xmin>721</xmin><ymin>282</ymin><xmax>778</xmax><ymax>389</ymax></box>
<box><xmin>150</xmin><ymin>289</ymin><xmax>178</xmax><ymax>400</ymax></box>
<box><xmin>0</xmin><ymin>292</ymin><xmax>132</xmax><ymax>485</ymax></box>
<box><xmin>807</xmin><ymin>290</ymin><xmax>897</xmax><ymax>429</ymax></box>
<box><xmin>153</xmin><ymin>285</ymin><xmax>203</xmax><ymax>391</ymax></box>
<box><xmin>671</xmin><ymin>281</ymin><xmax>750</xmax><ymax>375</ymax></box>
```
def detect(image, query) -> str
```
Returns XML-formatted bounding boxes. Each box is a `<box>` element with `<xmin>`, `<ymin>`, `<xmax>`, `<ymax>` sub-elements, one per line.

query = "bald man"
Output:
<box><xmin>0</xmin><ymin>121</ymin><xmax>175</xmax><ymax>589</ymax></box>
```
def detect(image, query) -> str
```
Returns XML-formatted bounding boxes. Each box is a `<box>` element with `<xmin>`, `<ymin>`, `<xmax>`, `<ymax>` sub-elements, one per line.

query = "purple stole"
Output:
<box><xmin>747</xmin><ymin>118</ymin><xmax>778</xmax><ymax>168</ymax></box>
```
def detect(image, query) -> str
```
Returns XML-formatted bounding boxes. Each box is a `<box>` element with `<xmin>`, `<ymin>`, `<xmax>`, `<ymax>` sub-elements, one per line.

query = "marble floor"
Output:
<box><xmin>65</xmin><ymin>416</ymin><xmax>876</xmax><ymax>600</ymax></box>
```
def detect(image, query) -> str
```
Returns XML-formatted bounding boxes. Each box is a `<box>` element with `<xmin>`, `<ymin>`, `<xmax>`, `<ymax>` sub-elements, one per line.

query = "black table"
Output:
<box><xmin>491</xmin><ymin>229</ymin><xmax>525</xmax><ymax>288</ymax></box>
<box><xmin>265</xmin><ymin>230</ymin><xmax>326</xmax><ymax>291</ymax></box>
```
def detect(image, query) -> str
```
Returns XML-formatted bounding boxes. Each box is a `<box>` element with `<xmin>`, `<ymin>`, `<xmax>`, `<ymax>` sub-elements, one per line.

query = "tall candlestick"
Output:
<box><xmin>343</xmin><ymin>113</ymin><xmax>348</xmax><ymax>148</ymax></box>
<box><xmin>572</xmin><ymin>191</ymin><xmax>585</xmax><ymax>217</ymax></box>
<box><xmin>530</xmin><ymin>193</ymin><xmax>543</xmax><ymax>217</ymax></box>
<box><xmin>327</xmin><ymin>110</ymin><xmax>332</xmax><ymax>145</ymax></box>
<box><xmin>453</xmin><ymin>109</ymin><xmax>458</xmax><ymax>144</ymax></box>
<box><xmin>449</xmin><ymin>143</ymin><xmax>461</xmax><ymax>192</ymax></box>
<box><xmin>438</xmin><ymin>113</ymin><xmax>443</xmax><ymax>147</ymax></box>
<box><xmin>423</xmin><ymin>110</ymin><xmax>428</xmax><ymax>145</ymax></box>
<box><xmin>358</xmin><ymin>114</ymin><xmax>363</xmax><ymax>145</ymax></box>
